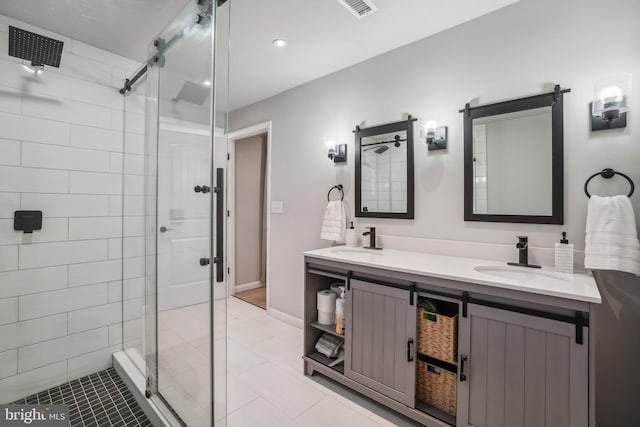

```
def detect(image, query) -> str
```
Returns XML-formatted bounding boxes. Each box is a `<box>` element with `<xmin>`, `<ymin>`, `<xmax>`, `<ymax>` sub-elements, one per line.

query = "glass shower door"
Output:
<box><xmin>143</xmin><ymin>1</ymin><xmax>227</xmax><ymax>425</ymax></box>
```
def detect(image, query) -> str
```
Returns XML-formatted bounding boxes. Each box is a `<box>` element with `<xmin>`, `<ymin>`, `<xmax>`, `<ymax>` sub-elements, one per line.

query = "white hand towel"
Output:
<box><xmin>320</xmin><ymin>200</ymin><xmax>346</xmax><ymax>242</ymax></box>
<box><xmin>584</xmin><ymin>195</ymin><xmax>640</xmax><ymax>276</ymax></box>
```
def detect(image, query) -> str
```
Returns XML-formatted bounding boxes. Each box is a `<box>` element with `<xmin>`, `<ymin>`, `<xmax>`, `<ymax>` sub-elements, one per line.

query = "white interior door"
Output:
<box><xmin>214</xmin><ymin>132</ymin><xmax>228</xmax><ymax>301</ymax></box>
<box><xmin>157</xmin><ymin>127</ymin><xmax>211</xmax><ymax>311</ymax></box>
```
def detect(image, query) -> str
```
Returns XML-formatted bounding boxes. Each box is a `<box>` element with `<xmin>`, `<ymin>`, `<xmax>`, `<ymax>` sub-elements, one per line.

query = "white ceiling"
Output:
<box><xmin>0</xmin><ymin>0</ymin><xmax>520</xmax><ymax>111</ymax></box>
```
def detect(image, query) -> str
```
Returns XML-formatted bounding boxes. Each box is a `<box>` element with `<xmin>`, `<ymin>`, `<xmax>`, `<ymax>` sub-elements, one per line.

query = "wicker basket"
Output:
<box><xmin>416</xmin><ymin>360</ymin><xmax>457</xmax><ymax>416</ymax></box>
<box><xmin>416</xmin><ymin>301</ymin><xmax>458</xmax><ymax>363</ymax></box>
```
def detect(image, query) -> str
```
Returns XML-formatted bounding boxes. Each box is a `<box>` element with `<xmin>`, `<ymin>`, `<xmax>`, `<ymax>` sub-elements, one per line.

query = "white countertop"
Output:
<box><xmin>304</xmin><ymin>246</ymin><xmax>601</xmax><ymax>304</ymax></box>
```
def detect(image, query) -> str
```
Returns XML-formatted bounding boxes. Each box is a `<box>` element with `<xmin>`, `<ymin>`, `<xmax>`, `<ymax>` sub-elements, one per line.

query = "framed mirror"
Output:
<box><xmin>463</xmin><ymin>85</ymin><xmax>569</xmax><ymax>224</ymax></box>
<box><xmin>355</xmin><ymin>117</ymin><xmax>415</xmax><ymax>219</ymax></box>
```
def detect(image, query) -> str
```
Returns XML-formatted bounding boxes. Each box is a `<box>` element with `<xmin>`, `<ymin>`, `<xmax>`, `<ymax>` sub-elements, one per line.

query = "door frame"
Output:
<box><xmin>225</xmin><ymin>121</ymin><xmax>272</xmax><ymax>310</ymax></box>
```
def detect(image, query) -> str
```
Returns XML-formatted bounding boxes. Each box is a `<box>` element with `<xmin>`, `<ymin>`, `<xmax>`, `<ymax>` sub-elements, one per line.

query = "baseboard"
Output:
<box><xmin>267</xmin><ymin>307</ymin><xmax>303</xmax><ymax>329</ymax></box>
<box><xmin>112</xmin><ymin>352</ymin><xmax>180</xmax><ymax>427</ymax></box>
<box><xmin>235</xmin><ymin>281</ymin><xmax>264</xmax><ymax>292</ymax></box>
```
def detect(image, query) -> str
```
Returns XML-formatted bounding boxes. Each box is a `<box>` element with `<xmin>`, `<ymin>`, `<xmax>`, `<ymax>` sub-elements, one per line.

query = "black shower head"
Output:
<box><xmin>9</xmin><ymin>26</ymin><xmax>64</xmax><ymax>68</ymax></box>
<box><xmin>364</xmin><ymin>145</ymin><xmax>390</xmax><ymax>155</ymax></box>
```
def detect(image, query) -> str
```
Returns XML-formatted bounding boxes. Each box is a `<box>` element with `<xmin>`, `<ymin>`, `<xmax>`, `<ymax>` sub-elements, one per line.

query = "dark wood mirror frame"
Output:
<box><xmin>355</xmin><ymin>117</ymin><xmax>415</xmax><ymax>219</ymax></box>
<box><xmin>462</xmin><ymin>85</ymin><xmax>569</xmax><ymax>224</ymax></box>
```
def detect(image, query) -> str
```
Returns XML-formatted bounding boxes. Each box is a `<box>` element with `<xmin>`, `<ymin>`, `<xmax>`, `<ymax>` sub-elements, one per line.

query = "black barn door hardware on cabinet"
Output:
<box><xmin>459</xmin><ymin>355</ymin><xmax>467</xmax><ymax>381</ymax></box>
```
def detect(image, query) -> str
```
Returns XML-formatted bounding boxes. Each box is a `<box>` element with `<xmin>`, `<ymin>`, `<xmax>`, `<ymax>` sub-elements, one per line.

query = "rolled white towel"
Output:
<box><xmin>584</xmin><ymin>195</ymin><xmax>640</xmax><ymax>276</ymax></box>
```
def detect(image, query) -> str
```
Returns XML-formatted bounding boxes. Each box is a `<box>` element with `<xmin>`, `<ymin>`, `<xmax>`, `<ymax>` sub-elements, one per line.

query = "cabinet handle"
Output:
<box><xmin>460</xmin><ymin>354</ymin><xmax>468</xmax><ymax>381</ymax></box>
<box><xmin>407</xmin><ymin>338</ymin><xmax>414</xmax><ymax>362</ymax></box>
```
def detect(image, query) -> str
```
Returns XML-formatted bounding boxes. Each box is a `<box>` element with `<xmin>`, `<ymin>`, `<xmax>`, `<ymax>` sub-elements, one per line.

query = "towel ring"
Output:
<box><xmin>327</xmin><ymin>185</ymin><xmax>344</xmax><ymax>201</ymax></box>
<box><xmin>584</xmin><ymin>168</ymin><xmax>635</xmax><ymax>198</ymax></box>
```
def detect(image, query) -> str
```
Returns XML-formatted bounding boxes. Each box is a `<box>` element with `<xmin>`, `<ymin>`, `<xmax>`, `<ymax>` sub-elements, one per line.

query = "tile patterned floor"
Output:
<box><xmin>158</xmin><ymin>297</ymin><xmax>421</xmax><ymax>426</ymax></box>
<box><xmin>12</xmin><ymin>297</ymin><xmax>421</xmax><ymax>427</ymax></box>
<box><xmin>12</xmin><ymin>368</ymin><xmax>151</xmax><ymax>427</ymax></box>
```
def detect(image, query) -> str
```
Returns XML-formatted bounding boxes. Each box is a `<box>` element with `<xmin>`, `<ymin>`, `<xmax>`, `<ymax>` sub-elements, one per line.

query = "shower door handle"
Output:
<box><xmin>214</xmin><ymin>168</ymin><xmax>224</xmax><ymax>283</ymax></box>
<box><xmin>194</xmin><ymin>185</ymin><xmax>211</xmax><ymax>193</ymax></box>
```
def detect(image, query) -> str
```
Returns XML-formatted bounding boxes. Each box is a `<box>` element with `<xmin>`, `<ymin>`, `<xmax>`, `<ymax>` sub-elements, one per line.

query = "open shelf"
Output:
<box><xmin>415</xmin><ymin>400</ymin><xmax>456</xmax><ymax>426</ymax></box>
<box><xmin>307</xmin><ymin>268</ymin><xmax>347</xmax><ymax>281</ymax></box>
<box><xmin>306</xmin><ymin>352</ymin><xmax>344</xmax><ymax>374</ymax></box>
<box><xmin>417</xmin><ymin>352</ymin><xmax>458</xmax><ymax>373</ymax></box>
<box><xmin>310</xmin><ymin>322</ymin><xmax>345</xmax><ymax>338</ymax></box>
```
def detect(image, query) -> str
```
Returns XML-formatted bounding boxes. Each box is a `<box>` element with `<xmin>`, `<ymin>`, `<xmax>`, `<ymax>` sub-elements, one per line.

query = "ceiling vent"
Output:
<box><xmin>336</xmin><ymin>0</ymin><xmax>378</xmax><ymax>19</ymax></box>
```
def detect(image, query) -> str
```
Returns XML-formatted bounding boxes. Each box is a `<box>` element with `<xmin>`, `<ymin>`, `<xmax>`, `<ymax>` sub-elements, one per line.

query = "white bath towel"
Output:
<box><xmin>584</xmin><ymin>195</ymin><xmax>640</xmax><ymax>276</ymax></box>
<box><xmin>320</xmin><ymin>201</ymin><xmax>346</xmax><ymax>243</ymax></box>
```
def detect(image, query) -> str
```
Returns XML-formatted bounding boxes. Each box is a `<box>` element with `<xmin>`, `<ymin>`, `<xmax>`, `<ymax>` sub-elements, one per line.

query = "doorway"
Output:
<box><xmin>227</xmin><ymin>123</ymin><xmax>272</xmax><ymax>311</ymax></box>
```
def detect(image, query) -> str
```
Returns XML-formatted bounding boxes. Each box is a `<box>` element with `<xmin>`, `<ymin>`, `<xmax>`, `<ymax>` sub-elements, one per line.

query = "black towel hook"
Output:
<box><xmin>584</xmin><ymin>168</ymin><xmax>635</xmax><ymax>198</ymax></box>
<box><xmin>327</xmin><ymin>185</ymin><xmax>344</xmax><ymax>201</ymax></box>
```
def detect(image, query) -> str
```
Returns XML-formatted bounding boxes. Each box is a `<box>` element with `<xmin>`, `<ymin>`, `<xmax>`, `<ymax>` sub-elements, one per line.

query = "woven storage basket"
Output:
<box><xmin>416</xmin><ymin>360</ymin><xmax>457</xmax><ymax>416</ymax></box>
<box><xmin>416</xmin><ymin>302</ymin><xmax>458</xmax><ymax>363</ymax></box>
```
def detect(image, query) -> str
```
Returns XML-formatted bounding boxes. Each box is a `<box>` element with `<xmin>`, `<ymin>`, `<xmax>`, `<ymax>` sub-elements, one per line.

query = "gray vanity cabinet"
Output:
<box><xmin>344</xmin><ymin>279</ymin><xmax>417</xmax><ymax>407</ymax></box>
<box><xmin>457</xmin><ymin>303</ymin><xmax>589</xmax><ymax>427</ymax></box>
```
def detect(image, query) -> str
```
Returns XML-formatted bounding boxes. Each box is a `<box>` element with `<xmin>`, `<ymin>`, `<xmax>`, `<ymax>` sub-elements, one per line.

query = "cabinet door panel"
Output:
<box><xmin>486</xmin><ymin>320</ymin><xmax>506</xmax><ymax>427</ymax></box>
<box><xmin>345</xmin><ymin>279</ymin><xmax>416</xmax><ymax>406</ymax></box>
<box><xmin>504</xmin><ymin>324</ymin><xmax>525</xmax><ymax>427</ymax></box>
<box><xmin>458</xmin><ymin>303</ymin><xmax>587</xmax><ymax>427</ymax></box>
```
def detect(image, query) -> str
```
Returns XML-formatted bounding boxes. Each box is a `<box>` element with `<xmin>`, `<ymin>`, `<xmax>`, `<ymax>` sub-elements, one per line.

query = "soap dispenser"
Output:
<box><xmin>555</xmin><ymin>232</ymin><xmax>574</xmax><ymax>273</ymax></box>
<box><xmin>345</xmin><ymin>221</ymin><xmax>358</xmax><ymax>248</ymax></box>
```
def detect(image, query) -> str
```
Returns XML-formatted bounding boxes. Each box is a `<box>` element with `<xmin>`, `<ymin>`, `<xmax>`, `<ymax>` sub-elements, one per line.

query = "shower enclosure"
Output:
<box><xmin>120</xmin><ymin>1</ymin><xmax>229</xmax><ymax>425</ymax></box>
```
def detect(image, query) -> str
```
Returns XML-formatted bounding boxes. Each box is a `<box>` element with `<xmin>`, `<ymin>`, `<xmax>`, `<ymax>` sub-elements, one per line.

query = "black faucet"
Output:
<box><xmin>362</xmin><ymin>227</ymin><xmax>381</xmax><ymax>250</ymax></box>
<box><xmin>507</xmin><ymin>236</ymin><xmax>541</xmax><ymax>268</ymax></box>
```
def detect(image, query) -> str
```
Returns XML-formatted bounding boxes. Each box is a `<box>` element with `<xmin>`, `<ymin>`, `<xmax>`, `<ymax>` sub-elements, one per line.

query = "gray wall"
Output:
<box><xmin>230</xmin><ymin>0</ymin><xmax>639</xmax><ymax>320</ymax></box>
<box><xmin>229</xmin><ymin>1</ymin><xmax>639</xmax><ymax>422</ymax></box>
<box><xmin>234</xmin><ymin>134</ymin><xmax>265</xmax><ymax>287</ymax></box>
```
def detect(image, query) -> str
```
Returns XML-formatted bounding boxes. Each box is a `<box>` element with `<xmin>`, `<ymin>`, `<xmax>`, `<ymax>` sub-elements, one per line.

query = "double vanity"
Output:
<box><xmin>303</xmin><ymin>246</ymin><xmax>600</xmax><ymax>427</ymax></box>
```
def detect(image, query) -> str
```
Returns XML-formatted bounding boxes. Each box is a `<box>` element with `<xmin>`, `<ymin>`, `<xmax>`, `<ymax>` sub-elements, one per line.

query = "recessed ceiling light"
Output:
<box><xmin>203</xmin><ymin>80</ymin><xmax>212</xmax><ymax>87</ymax></box>
<box><xmin>273</xmin><ymin>39</ymin><xmax>287</xmax><ymax>48</ymax></box>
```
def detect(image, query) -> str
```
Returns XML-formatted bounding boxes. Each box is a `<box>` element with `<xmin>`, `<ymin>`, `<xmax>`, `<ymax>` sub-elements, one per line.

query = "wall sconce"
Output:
<box><xmin>591</xmin><ymin>74</ymin><xmax>631</xmax><ymax>131</ymax></box>
<box><xmin>327</xmin><ymin>142</ymin><xmax>347</xmax><ymax>163</ymax></box>
<box><xmin>422</xmin><ymin>120</ymin><xmax>448</xmax><ymax>151</ymax></box>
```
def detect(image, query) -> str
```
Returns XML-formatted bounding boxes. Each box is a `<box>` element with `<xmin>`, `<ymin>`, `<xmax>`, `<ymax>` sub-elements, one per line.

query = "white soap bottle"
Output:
<box><xmin>555</xmin><ymin>232</ymin><xmax>574</xmax><ymax>274</ymax></box>
<box><xmin>345</xmin><ymin>221</ymin><xmax>358</xmax><ymax>248</ymax></box>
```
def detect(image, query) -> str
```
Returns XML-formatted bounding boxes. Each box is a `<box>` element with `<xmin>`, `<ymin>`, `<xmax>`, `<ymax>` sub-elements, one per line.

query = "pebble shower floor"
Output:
<box><xmin>12</xmin><ymin>368</ymin><xmax>152</xmax><ymax>427</ymax></box>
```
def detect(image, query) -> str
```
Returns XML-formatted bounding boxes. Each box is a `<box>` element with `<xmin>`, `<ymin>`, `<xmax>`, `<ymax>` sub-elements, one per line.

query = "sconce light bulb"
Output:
<box><xmin>598</xmin><ymin>85</ymin><xmax>624</xmax><ymax>102</ymax></box>
<box><xmin>273</xmin><ymin>39</ymin><xmax>288</xmax><ymax>48</ymax></box>
<box><xmin>592</xmin><ymin>74</ymin><xmax>631</xmax><ymax>120</ymax></box>
<box><xmin>424</xmin><ymin>120</ymin><xmax>438</xmax><ymax>131</ymax></box>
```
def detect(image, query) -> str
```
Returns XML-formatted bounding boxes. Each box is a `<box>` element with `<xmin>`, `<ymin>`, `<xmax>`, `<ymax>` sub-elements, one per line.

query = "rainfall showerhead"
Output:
<box><xmin>9</xmin><ymin>26</ymin><xmax>64</xmax><ymax>68</ymax></box>
<box><xmin>374</xmin><ymin>146</ymin><xmax>389</xmax><ymax>154</ymax></box>
<box><xmin>364</xmin><ymin>145</ymin><xmax>390</xmax><ymax>155</ymax></box>
<box><xmin>174</xmin><ymin>81</ymin><xmax>211</xmax><ymax>105</ymax></box>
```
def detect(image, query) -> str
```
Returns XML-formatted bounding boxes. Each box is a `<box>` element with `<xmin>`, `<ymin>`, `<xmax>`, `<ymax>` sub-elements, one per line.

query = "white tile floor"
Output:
<box><xmin>156</xmin><ymin>297</ymin><xmax>420</xmax><ymax>427</ymax></box>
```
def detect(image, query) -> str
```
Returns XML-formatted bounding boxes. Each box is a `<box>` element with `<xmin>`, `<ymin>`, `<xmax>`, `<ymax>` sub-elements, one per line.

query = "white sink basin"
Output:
<box><xmin>474</xmin><ymin>265</ymin><xmax>568</xmax><ymax>286</ymax></box>
<box><xmin>330</xmin><ymin>248</ymin><xmax>384</xmax><ymax>256</ymax></box>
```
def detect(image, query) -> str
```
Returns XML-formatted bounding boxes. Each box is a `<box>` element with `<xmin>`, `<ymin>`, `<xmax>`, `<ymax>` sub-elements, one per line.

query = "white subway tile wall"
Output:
<box><xmin>120</xmin><ymin>74</ymin><xmax>147</xmax><ymax>373</ymax></box>
<box><xmin>360</xmin><ymin>144</ymin><xmax>408</xmax><ymax>213</ymax></box>
<box><xmin>0</xmin><ymin>15</ymin><xmax>142</xmax><ymax>403</ymax></box>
